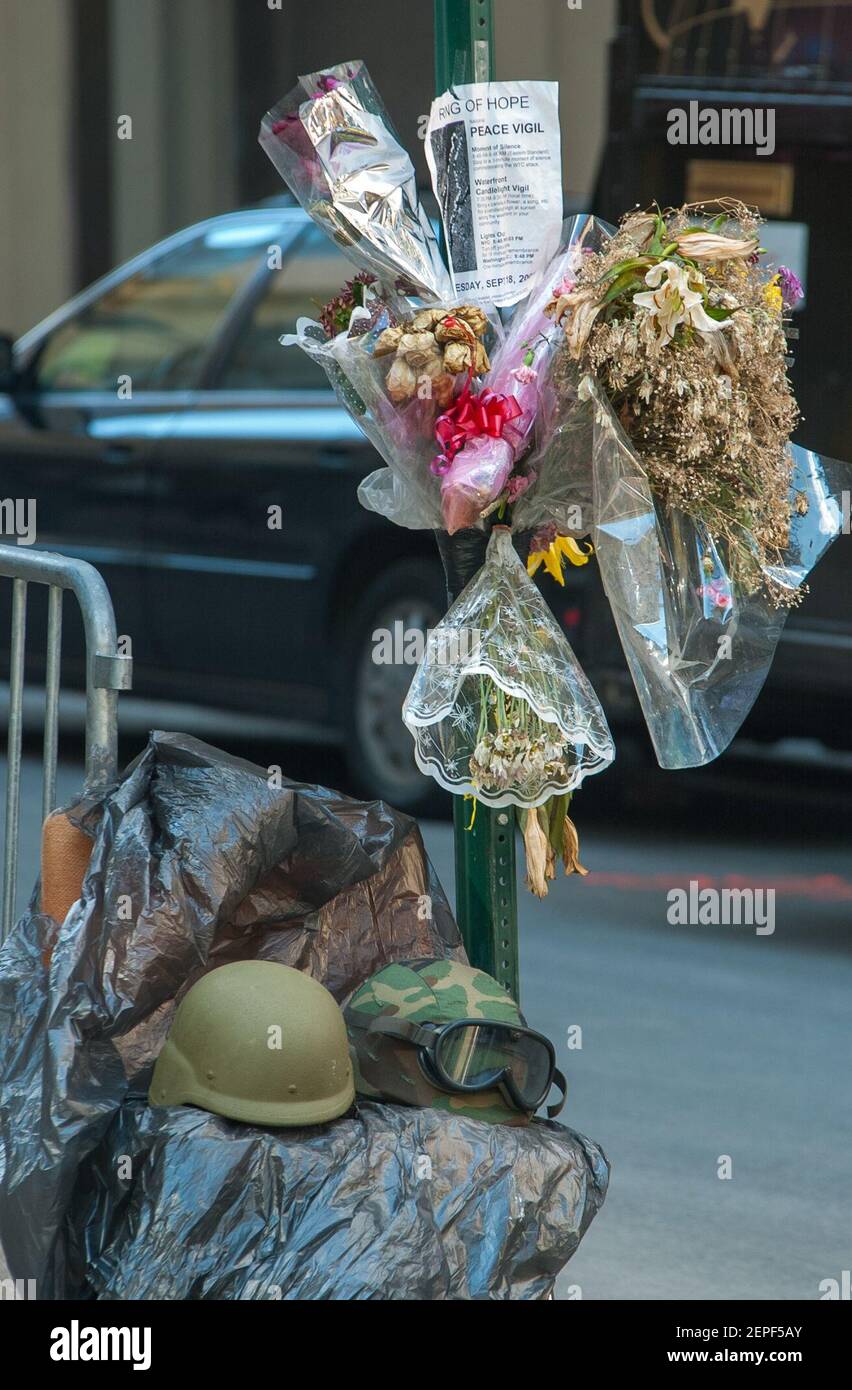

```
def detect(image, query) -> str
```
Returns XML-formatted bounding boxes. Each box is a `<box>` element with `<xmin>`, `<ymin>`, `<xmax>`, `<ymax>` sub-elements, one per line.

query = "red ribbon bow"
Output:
<box><xmin>432</xmin><ymin>384</ymin><xmax>523</xmax><ymax>476</ymax></box>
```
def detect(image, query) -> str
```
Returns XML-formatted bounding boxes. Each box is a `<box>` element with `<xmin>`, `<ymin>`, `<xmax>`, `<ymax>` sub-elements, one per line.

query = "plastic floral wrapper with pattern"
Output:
<box><xmin>403</xmin><ymin>528</ymin><xmax>614</xmax><ymax>894</ymax></box>
<box><xmin>259</xmin><ymin>60</ymin><xmax>451</xmax><ymax>303</ymax></box>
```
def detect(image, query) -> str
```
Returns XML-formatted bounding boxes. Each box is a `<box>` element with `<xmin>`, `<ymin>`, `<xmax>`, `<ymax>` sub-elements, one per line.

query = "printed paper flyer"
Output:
<box><xmin>426</xmin><ymin>80</ymin><xmax>562</xmax><ymax>307</ymax></box>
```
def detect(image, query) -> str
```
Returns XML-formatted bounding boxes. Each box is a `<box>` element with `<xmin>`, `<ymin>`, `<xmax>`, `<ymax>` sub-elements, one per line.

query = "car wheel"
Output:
<box><xmin>340</xmin><ymin>558</ymin><xmax>449</xmax><ymax>816</ymax></box>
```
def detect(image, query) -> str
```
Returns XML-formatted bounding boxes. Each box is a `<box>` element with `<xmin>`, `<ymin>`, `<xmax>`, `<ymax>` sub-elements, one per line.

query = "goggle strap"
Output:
<box><xmin>366</xmin><ymin>1016</ymin><xmax>435</xmax><ymax>1048</ymax></box>
<box><xmin>545</xmin><ymin>1068</ymin><xmax>568</xmax><ymax>1119</ymax></box>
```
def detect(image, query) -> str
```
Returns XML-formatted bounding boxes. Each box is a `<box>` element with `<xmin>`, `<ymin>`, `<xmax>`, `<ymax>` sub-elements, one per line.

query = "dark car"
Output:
<box><xmin>0</xmin><ymin>202</ymin><xmax>848</xmax><ymax>813</ymax></box>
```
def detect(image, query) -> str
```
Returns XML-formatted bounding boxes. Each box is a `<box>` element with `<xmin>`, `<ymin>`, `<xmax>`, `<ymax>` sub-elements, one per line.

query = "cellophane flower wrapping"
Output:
<box><xmin>344</xmin><ymin>220</ymin><xmax>612</xmax><ymax>538</ymax></box>
<box><xmin>402</xmin><ymin>528</ymin><xmax>614</xmax><ymax>807</ymax></box>
<box><xmin>512</xmin><ymin>215</ymin><xmax>615</xmax><ymax>539</ymax></box>
<box><xmin>582</xmin><ymin>375</ymin><xmax>849</xmax><ymax>767</ymax></box>
<box><xmin>518</xmin><ymin>203</ymin><xmax>851</xmax><ymax>769</ymax></box>
<box><xmin>259</xmin><ymin>60</ymin><xmax>451</xmax><ymax>302</ymax></box>
<box><xmin>282</xmin><ymin>301</ymin><xmax>505</xmax><ymax>531</ymax></box>
<box><xmin>281</xmin><ymin>306</ymin><xmax>446</xmax><ymax>529</ymax></box>
<box><xmin>436</xmin><ymin>218</ymin><xmax>612</xmax><ymax>535</ymax></box>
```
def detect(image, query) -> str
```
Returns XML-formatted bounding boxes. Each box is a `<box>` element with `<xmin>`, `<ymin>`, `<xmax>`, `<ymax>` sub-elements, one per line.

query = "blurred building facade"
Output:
<box><xmin>0</xmin><ymin>0</ymin><xmax>615</xmax><ymax>337</ymax></box>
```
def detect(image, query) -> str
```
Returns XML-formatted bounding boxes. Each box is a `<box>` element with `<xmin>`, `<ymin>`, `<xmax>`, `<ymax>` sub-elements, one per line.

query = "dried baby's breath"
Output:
<box><xmin>554</xmin><ymin>202</ymin><xmax>801</xmax><ymax>605</ymax></box>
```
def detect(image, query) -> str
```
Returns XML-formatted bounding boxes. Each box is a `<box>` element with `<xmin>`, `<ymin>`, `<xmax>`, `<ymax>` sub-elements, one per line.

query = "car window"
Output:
<box><xmin>217</xmin><ymin>225</ymin><xmax>353</xmax><ymax>391</ymax></box>
<box><xmin>33</xmin><ymin>219</ymin><xmax>294</xmax><ymax>393</ymax></box>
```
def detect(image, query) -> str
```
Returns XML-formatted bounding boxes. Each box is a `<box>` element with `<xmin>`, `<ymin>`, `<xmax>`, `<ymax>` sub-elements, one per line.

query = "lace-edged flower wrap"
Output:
<box><xmin>402</xmin><ymin>529</ymin><xmax>615</xmax><ymax>808</ymax></box>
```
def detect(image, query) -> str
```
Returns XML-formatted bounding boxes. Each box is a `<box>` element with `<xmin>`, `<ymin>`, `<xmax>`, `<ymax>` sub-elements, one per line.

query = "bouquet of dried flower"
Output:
<box><xmin>527</xmin><ymin>200</ymin><xmax>849</xmax><ymax>768</ymax></box>
<box><xmin>544</xmin><ymin>200</ymin><xmax>803</xmax><ymax>603</ymax></box>
<box><xmin>315</xmin><ymin>218</ymin><xmax>608</xmax><ymax>539</ymax></box>
<box><xmin>283</xmin><ymin>289</ymin><xmax>502</xmax><ymax>531</ymax></box>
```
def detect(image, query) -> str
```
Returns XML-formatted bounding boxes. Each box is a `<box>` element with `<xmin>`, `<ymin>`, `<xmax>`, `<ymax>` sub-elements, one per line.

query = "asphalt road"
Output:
<box><xmin>2</xmin><ymin>737</ymin><xmax>851</xmax><ymax>1301</ymax></box>
<box><xmin>422</xmin><ymin>811</ymin><xmax>852</xmax><ymax>1302</ymax></box>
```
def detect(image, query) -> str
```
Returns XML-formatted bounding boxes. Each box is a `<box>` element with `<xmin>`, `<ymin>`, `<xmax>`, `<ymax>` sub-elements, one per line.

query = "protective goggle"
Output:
<box><xmin>365</xmin><ymin>1015</ymin><xmax>566</xmax><ymax>1118</ymax></box>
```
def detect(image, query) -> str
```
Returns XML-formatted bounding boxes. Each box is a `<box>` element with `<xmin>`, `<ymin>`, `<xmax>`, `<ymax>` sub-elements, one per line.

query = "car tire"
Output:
<box><xmin>339</xmin><ymin>557</ymin><xmax>449</xmax><ymax>817</ymax></box>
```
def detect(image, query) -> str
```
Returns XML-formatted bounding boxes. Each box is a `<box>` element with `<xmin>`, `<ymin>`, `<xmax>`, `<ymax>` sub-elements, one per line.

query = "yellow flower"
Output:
<box><xmin>764</xmin><ymin>275</ymin><xmax>783</xmax><ymax>313</ymax></box>
<box><xmin>527</xmin><ymin>535</ymin><xmax>593</xmax><ymax>587</ymax></box>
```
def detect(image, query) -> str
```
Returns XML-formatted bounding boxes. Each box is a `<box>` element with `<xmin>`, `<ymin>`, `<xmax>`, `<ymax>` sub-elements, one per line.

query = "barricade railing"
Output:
<box><xmin>0</xmin><ymin>544</ymin><xmax>132</xmax><ymax>940</ymax></box>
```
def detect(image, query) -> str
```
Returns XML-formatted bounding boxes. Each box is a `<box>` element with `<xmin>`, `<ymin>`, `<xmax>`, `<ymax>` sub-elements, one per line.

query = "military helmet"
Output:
<box><xmin>345</xmin><ymin>958</ymin><xmax>565</xmax><ymax>1127</ymax></box>
<box><xmin>150</xmin><ymin>960</ymin><xmax>355</xmax><ymax>1127</ymax></box>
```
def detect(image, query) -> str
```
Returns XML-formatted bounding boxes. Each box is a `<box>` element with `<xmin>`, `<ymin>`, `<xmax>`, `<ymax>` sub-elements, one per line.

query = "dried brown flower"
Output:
<box><xmin>522</xmin><ymin>807</ymin><xmax>549</xmax><ymax>899</ymax></box>
<box><xmin>376</xmin><ymin>305</ymin><xmax>491</xmax><ymax>402</ymax></box>
<box><xmin>562</xmin><ymin>815</ymin><xmax>588</xmax><ymax>876</ymax></box>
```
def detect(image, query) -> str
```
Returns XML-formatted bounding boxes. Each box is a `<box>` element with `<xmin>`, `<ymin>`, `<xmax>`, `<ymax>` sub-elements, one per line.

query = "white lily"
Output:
<box><xmin>633</xmin><ymin>260</ymin><xmax>729</xmax><ymax>346</ymax></box>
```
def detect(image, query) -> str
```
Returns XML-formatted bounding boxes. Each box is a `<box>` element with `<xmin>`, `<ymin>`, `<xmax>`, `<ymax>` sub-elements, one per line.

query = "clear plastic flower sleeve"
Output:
<box><xmin>403</xmin><ymin>528</ymin><xmax>615</xmax><ymax>807</ymax></box>
<box><xmin>283</xmin><ymin>301</ymin><xmax>506</xmax><ymax>531</ymax></box>
<box><xmin>583</xmin><ymin>376</ymin><xmax>849</xmax><ymax>768</ymax></box>
<box><xmin>512</xmin><ymin>215</ymin><xmax>615</xmax><ymax>538</ymax></box>
<box><xmin>281</xmin><ymin>309</ymin><xmax>446</xmax><ymax>529</ymax></box>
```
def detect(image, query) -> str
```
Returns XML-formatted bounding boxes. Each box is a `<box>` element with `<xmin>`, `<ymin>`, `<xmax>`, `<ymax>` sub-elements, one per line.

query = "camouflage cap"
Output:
<box><xmin>345</xmin><ymin>958</ymin><xmax>530</xmax><ymax>1127</ymax></box>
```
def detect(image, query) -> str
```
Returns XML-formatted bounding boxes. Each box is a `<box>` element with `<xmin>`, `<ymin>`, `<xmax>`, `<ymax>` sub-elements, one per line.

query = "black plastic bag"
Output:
<box><xmin>71</xmin><ymin>1099</ymin><xmax>608</xmax><ymax>1301</ymax></box>
<box><xmin>0</xmin><ymin>731</ymin><xmax>608</xmax><ymax>1300</ymax></box>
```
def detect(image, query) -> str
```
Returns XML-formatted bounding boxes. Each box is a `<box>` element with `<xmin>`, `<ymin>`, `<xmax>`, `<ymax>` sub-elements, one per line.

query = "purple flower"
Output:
<box><xmin>512</xmin><ymin>363</ymin><xmax>538</xmax><ymax>385</ymax></box>
<box><xmin>777</xmin><ymin>266</ymin><xmax>803</xmax><ymax>310</ymax></box>
<box><xmin>506</xmin><ymin>470</ymin><xmax>535</xmax><ymax>503</ymax></box>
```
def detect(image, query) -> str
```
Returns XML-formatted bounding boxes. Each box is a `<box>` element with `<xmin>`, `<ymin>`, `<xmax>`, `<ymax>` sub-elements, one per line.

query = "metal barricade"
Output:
<box><xmin>0</xmin><ymin>544</ymin><xmax>133</xmax><ymax>940</ymax></box>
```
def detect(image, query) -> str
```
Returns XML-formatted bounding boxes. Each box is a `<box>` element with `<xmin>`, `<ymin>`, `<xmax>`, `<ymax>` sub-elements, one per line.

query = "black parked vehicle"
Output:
<box><xmin>0</xmin><ymin>200</ymin><xmax>848</xmax><ymax>812</ymax></box>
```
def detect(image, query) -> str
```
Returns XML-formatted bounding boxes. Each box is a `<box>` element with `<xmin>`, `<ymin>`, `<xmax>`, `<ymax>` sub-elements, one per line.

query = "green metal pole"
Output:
<box><xmin>434</xmin><ymin>0</ymin><xmax>494</xmax><ymax>87</ymax></box>
<box><xmin>433</xmin><ymin>0</ymin><xmax>520</xmax><ymax>1003</ymax></box>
